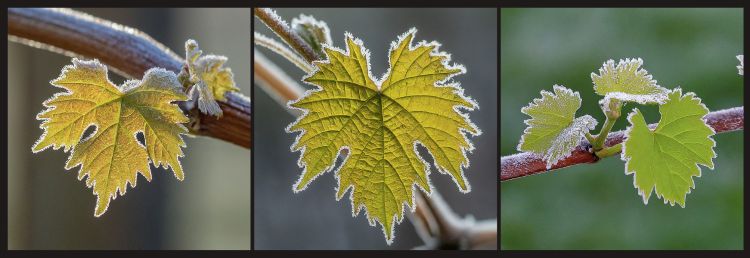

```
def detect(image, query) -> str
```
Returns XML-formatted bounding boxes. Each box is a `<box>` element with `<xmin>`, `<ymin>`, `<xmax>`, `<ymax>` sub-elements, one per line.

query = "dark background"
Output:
<box><xmin>8</xmin><ymin>8</ymin><xmax>251</xmax><ymax>249</ymax></box>
<box><xmin>254</xmin><ymin>8</ymin><xmax>497</xmax><ymax>249</ymax></box>
<box><xmin>500</xmin><ymin>8</ymin><xmax>743</xmax><ymax>250</ymax></box>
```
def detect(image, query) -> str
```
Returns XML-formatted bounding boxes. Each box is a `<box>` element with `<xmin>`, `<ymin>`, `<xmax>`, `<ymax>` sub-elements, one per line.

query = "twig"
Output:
<box><xmin>253</xmin><ymin>9</ymin><xmax>495</xmax><ymax>248</ymax></box>
<box><xmin>501</xmin><ymin>106</ymin><xmax>744</xmax><ymax>181</ymax></box>
<box><xmin>410</xmin><ymin>191</ymin><xmax>497</xmax><ymax>250</ymax></box>
<box><xmin>8</xmin><ymin>8</ymin><xmax>251</xmax><ymax>149</ymax></box>
<box><xmin>254</xmin><ymin>32</ymin><xmax>314</xmax><ymax>73</ymax></box>
<box><xmin>253</xmin><ymin>51</ymin><xmax>306</xmax><ymax>115</ymax></box>
<box><xmin>253</xmin><ymin>8</ymin><xmax>321</xmax><ymax>63</ymax></box>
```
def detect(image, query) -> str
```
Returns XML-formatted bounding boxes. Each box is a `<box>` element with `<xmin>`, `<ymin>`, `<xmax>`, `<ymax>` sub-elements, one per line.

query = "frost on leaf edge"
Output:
<box><xmin>517</xmin><ymin>85</ymin><xmax>597</xmax><ymax>169</ymax></box>
<box><xmin>591</xmin><ymin>58</ymin><xmax>669</xmax><ymax>105</ymax></box>
<box><xmin>284</xmin><ymin>28</ymin><xmax>481</xmax><ymax>244</ymax></box>
<box><xmin>32</xmin><ymin>58</ymin><xmax>189</xmax><ymax>217</ymax></box>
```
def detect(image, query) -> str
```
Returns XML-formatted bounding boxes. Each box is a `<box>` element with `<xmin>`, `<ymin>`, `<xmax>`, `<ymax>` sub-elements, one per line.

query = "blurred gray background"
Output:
<box><xmin>500</xmin><ymin>8</ymin><xmax>743</xmax><ymax>250</ymax></box>
<box><xmin>8</xmin><ymin>8</ymin><xmax>251</xmax><ymax>249</ymax></box>
<box><xmin>254</xmin><ymin>8</ymin><xmax>497</xmax><ymax>249</ymax></box>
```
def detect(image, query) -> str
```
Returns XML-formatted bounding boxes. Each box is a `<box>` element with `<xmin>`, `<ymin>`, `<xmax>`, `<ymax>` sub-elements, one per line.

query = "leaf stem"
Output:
<box><xmin>591</xmin><ymin>99</ymin><xmax>622</xmax><ymax>150</ymax></box>
<box><xmin>584</xmin><ymin>132</ymin><xmax>595</xmax><ymax>145</ymax></box>
<box><xmin>595</xmin><ymin>143</ymin><xmax>622</xmax><ymax>159</ymax></box>
<box><xmin>592</xmin><ymin>115</ymin><xmax>617</xmax><ymax>150</ymax></box>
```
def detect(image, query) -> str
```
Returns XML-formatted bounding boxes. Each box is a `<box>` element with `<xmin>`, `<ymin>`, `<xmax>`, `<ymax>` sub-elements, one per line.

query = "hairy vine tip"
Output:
<box><xmin>180</xmin><ymin>39</ymin><xmax>240</xmax><ymax>117</ymax></box>
<box><xmin>291</xmin><ymin>14</ymin><xmax>332</xmax><ymax>57</ymax></box>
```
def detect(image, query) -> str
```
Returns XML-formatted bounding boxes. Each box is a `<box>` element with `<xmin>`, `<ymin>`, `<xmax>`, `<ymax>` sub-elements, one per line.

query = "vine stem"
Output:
<box><xmin>501</xmin><ymin>106</ymin><xmax>744</xmax><ymax>181</ymax></box>
<box><xmin>253</xmin><ymin>8</ymin><xmax>495</xmax><ymax>249</ymax></box>
<box><xmin>8</xmin><ymin>8</ymin><xmax>251</xmax><ymax>149</ymax></box>
<box><xmin>254</xmin><ymin>32</ymin><xmax>314</xmax><ymax>73</ymax></box>
<box><xmin>254</xmin><ymin>8</ymin><xmax>321</xmax><ymax>64</ymax></box>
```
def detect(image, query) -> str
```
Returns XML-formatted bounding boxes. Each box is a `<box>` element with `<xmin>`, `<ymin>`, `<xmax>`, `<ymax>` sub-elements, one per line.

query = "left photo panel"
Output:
<box><xmin>8</xmin><ymin>8</ymin><xmax>251</xmax><ymax>249</ymax></box>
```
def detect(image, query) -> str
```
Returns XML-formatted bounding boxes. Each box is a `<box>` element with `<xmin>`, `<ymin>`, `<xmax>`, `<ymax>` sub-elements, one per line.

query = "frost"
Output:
<box><xmin>543</xmin><ymin>115</ymin><xmax>597</xmax><ymax>169</ymax></box>
<box><xmin>32</xmin><ymin>58</ymin><xmax>189</xmax><ymax>216</ymax></box>
<box><xmin>592</xmin><ymin>58</ymin><xmax>668</xmax><ymax>105</ymax></box>
<box><xmin>518</xmin><ymin>85</ymin><xmax>598</xmax><ymax>169</ymax></box>
<box><xmin>286</xmin><ymin>29</ymin><xmax>478</xmax><ymax>244</ymax></box>
<box><xmin>737</xmin><ymin>55</ymin><xmax>743</xmax><ymax>75</ymax></box>
<box><xmin>291</xmin><ymin>14</ymin><xmax>332</xmax><ymax>57</ymax></box>
<box><xmin>181</xmin><ymin>39</ymin><xmax>239</xmax><ymax>117</ymax></box>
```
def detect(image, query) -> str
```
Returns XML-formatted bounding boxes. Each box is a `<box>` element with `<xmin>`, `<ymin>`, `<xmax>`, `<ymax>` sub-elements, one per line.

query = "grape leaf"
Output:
<box><xmin>622</xmin><ymin>88</ymin><xmax>716</xmax><ymax>207</ymax></box>
<box><xmin>183</xmin><ymin>39</ymin><xmax>239</xmax><ymax>116</ymax></box>
<box><xmin>286</xmin><ymin>29</ymin><xmax>480</xmax><ymax>243</ymax></box>
<box><xmin>32</xmin><ymin>58</ymin><xmax>189</xmax><ymax>217</ymax></box>
<box><xmin>592</xmin><ymin>58</ymin><xmax>669</xmax><ymax>104</ymax></box>
<box><xmin>518</xmin><ymin>85</ymin><xmax>597</xmax><ymax>169</ymax></box>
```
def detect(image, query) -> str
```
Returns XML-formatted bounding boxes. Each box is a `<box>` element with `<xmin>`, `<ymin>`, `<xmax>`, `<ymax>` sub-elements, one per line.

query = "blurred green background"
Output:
<box><xmin>500</xmin><ymin>8</ymin><xmax>743</xmax><ymax>250</ymax></box>
<box><xmin>8</xmin><ymin>8</ymin><xmax>250</xmax><ymax>249</ymax></box>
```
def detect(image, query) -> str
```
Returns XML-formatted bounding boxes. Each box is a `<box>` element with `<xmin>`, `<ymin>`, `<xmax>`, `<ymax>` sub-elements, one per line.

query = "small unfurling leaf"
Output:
<box><xmin>182</xmin><ymin>39</ymin><xmax>239</xmax><ymax>116</ymax></box>
<box><xmin>592</xmin><ymin>58</ymin><xmax>668</xmax><ymax>105</ymax></box>
<box><xmin>291</xmin><ymin>14</ymin><xmax>332</xmax><ymax>57</ymax></box>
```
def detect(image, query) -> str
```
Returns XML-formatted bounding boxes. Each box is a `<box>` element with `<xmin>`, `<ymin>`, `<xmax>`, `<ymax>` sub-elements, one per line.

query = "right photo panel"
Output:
<box><xmin>500</xmin><ymin>8</ymin><xmax>743</xmax><ymax>250</ymax></box>
<box><xmin>253</xmin><ymin>8</ymin><xmax>498</xmax><ymax>250</ymax></box>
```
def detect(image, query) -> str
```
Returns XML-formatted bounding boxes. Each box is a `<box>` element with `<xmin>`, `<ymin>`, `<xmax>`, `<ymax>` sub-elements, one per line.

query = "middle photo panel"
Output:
<box><xmin>252</xmin><ymin>8</ymin><xmax>498</xmax><ymax>250</ymax></box>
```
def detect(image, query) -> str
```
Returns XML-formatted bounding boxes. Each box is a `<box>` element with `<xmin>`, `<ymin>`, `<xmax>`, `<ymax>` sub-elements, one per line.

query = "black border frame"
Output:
<box><xmin>2</xmin><ymin>0</ymin><xmax>747</xmax><ymax>256</ymax></box>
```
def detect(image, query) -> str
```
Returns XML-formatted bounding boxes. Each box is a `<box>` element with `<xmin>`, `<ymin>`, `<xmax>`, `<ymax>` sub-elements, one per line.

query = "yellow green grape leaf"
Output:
<box><xmin>286</xmin><ymin>29</ymin><xmax>480</xmax><ymax>244</ymax></box>
<box><xmin>592</xmin><ymin>58</ymin><xmax>669</xmax><ymax>104</ymax></box>
<box><xmin>518</xmin><ymin>85</ymin><xmax>597</xmax><ymax>169</ymax></box>
<box><xmin>184</xmin><ymin>39</ymin><xmax>239</xmax><ymax>116</ymax></box>
<box><xmin>622</xmin><ymin>88</ymin><xmax>716</xmax><ymax>207</ymax></box>
<box><xmin>32</xmin><ymin>58</ymin><xmax>189</xmax><ymax>217</ymax></box>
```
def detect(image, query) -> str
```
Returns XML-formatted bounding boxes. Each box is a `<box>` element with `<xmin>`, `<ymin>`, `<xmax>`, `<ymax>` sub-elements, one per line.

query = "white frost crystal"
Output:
<box><xmin>592</xmin><ymin>58</ymin><xmax>669</xmax><ymax>105</ymax></box>
<box><xmin>737</xmin><ymin>55</ymin><xmax>743</xmax><ymax>75</ymax></box>
<box><xmin>518</xmin><ymin>85</ymin><xmax>598</xmax><ymax>169</ymax></box>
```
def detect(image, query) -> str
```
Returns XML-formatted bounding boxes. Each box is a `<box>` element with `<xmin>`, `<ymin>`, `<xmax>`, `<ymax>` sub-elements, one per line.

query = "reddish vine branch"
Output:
<box><xmin>501</xmin><ymin>106</ymin><xmax>744</xmax><ymax>181</ymax></box>
<box><xmin>8</xmin><ymin>8</ymin><xmax>251</xmax><ymax>149</ymax></box>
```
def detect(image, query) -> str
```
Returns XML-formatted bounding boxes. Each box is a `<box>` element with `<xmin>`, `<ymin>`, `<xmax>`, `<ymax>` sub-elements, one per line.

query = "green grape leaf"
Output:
<box><xmin>32</xmin><ymin>58</ymin><xmax>189</xmax><ymax>217</ymax></box>
<box><xmin>518</xmin><ymin>85</ymin><xmax>597</xmax><ymax>169</ymax></box>
<box><xmin>592</xmin><ymin>58</ymin><xmax>669</xmax><ymax>104</ymax></box>
<box><xmin>286</xmin><ymin>29</ymin><xmax>480</xmax><ymax>244</ymax></box>
<box><xmin>622</xmin><ymin>88</ymin><xmax>716</xmax><ymax>207</ymax></box>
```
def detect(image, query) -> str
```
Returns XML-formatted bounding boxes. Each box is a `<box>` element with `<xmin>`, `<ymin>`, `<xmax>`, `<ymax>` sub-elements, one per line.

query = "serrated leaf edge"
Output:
<box><xmin>284</xmin><ymin>28</ymin><xmax>481</xmax><ymax>244</ymax></box>
<box><xmin>591</xmin><ymin>58</ymin><xmax>668</xmax><ymax>105</ymax></box>
<box><xmin>620</xmin><ymin>87</ymin><xmax>717</xmax><ymax>208</ymax></box>
<box><xmin>32</xmin><ymin>58</ymin><xmax>188</xmax><ymax>217</ymax></box>
<box><xmin>517</xmin><ymin>85</ymin><xmax>596</xmax><ymax>169</ymax></box>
